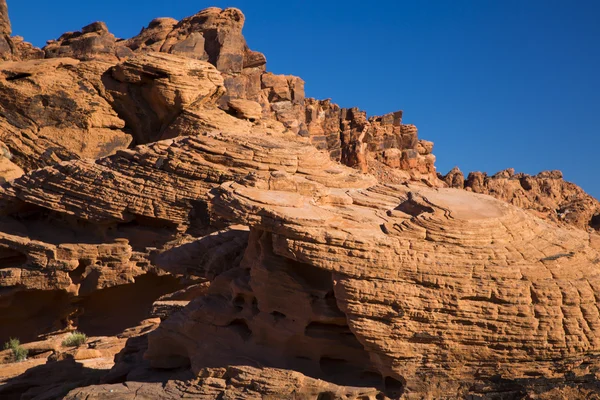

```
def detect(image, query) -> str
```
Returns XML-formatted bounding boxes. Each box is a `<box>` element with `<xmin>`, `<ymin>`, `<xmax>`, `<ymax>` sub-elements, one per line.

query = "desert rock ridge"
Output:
<box><xmin>0</xmin><ymin>1</ymin><xmax>599</xmax><ymax>399</ymax></box>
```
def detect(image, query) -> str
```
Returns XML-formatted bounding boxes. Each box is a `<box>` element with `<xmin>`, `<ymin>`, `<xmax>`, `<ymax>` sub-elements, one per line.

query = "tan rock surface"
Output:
<box><xmin>0</xmin><ymin>58</ymin><xmax>131</xmax><ymax>171</ymax></box>
<box><xmin>1</xmin><ymin>132</ymin><xmax>373</xmax><ymax>227</ymax></box>
<box><xmin>147</xmin><ymin>170</ymin><xmax>600</xmax><ymax>397</ymax></box>
<box><xmin>442</xmin><ymin>167</ymin><xmax>600</xmax><ymax>231</ymax></box>
<box><xmin>64</xmin><ymin>365</ymin><xmax>382</xmax><ymax>400</ymax></box>
<box><xmin>44</xmin><ymin>21</ymin><xmax>133</xmax><ymax>62</ymax></box>
<box><xmin>103</xmin><ymin>52</ymin><xmax>226</xmax><ymax>144</ymax></box>
<box><xmin>0</xmin><ymin>4</ymin><xmax>598</xmax><ymax>399</ymax></box>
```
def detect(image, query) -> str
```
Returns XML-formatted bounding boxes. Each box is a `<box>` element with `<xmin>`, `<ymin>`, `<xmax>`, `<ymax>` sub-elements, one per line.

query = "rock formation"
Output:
<box><xmin>441</xmin><ymin>167</ymin><xmax>600</xmax><ymax>232</ymax></box>
<box><xmin>0</xmin><ymin>58</ymin><xmax>131</xmax><ymax>172</ymax></box>
<box><xmin>0</xmin><ymin>2</ymin><xmax>599</xmax><ymax>399</ymax></box>
<box><xmin>0</xmin><ymin>0</ymin><xmax>43</xmax><ymax>61</ymax></box>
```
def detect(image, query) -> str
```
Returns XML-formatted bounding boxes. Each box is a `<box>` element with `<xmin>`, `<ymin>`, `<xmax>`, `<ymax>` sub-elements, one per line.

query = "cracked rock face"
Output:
<box><xmin>0</xmin><ymin>58</ymin><xmax>131</xmax><ymax>171</ymax></box>
<box><xmin>159</xmin><ymin>171</ymin><xmax>600</xmax><ymax>397</ymax></box>
<box><xmin>1</xmin><ymin>2</ymin><xmax>600</xmax><ymax>399</ymax></box>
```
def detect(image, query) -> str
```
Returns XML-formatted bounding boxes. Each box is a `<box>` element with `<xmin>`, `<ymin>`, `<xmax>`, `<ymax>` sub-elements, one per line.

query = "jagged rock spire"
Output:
<box><xmin>0</xmin><ymin>0</ymin><xmax>11</xmax><ymax>36</ymax></box>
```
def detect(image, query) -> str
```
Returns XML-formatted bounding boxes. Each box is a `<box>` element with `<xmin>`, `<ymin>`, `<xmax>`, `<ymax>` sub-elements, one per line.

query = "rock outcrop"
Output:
<box><xmin>35</xmin><ymin>5</ymin><xmax>439</xmax><ymax>182</ymax></box>
<box><xmin>0</xmin><ymin>0</ymin><xmax>43</xmax><ymax>61</ymax></box>
<box><xmin>305</xmin><ymin>99</ymin><xmax>436</xmax><ymax>181</ymax></box>
<box><xmin>0</xmin><ymin>58</ymin><xmax>131</xmax><ymax>171</ymax></box>
<box><xmin>441</xmin><ymin>167</ymin><xmax>600</xmax><ymax>231</ymax></box>
<box><xmin>1</xmin><ymin>2</ymin><xmax>599</xmax><ymax>399</ymax></box>
<box><xmin>149</xmin><ymin>171</ymin><xmax>600</xmax><ymax>398</ymax></box>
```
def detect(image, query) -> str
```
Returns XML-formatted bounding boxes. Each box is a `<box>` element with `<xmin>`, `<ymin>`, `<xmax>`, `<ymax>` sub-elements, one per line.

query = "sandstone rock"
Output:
<box><xmin>444</xmin><ymin>167</ymin><xmax>600</xmax><ymax>231</ymax></box>
<box><xmin>102</xmin><ymin>52</ymin><xmax>225</xmax><ymax>144</ymax></box>
<box><xmin>146</xmin><ymin>170</ymin><xmax>600</xmax><ymax>398</ymax></box>
<box><xmin>158</xmin><ymin>7</ymin><xmax>264</xmax><ymax>74</ymax></box>
<box><xmin>0</xmin><ymin>0</ymin><xmax>10</xmax><ymax>36</ymax></box>
<box><xmin>441</xmin><ymin>166</ymin><xmax>465</xmax><ymax>188</ymax></box>
<box><xmin>44</xmin><ymin>21</ymin><xmax>133</xmax><ymax>62</ymax></box>
<box><xmin>1</xmin><ymin>132</ymin><xmax>373</xmax><ymax>228</ymax></box>
<box><xmin>227</xmin><ymin>98</ymin><xmax>262</xmax><ymax>121</ymax></box>
<box><xmin>64</xmin><ymin>365</ymin><xmax>382</xmax><ymax>400</ymax></box>
<box><xmin>0</xmin><ymin>58</ymin><xmax>131</xmax><ymax>171</ymax></box>
<box><xmin>122</xmin><ymin>18</ymin><xmax>178</xmax><ymax>53</ymax></box>
<box><xmin>305</xmin><ymin>99</ymin><xmax>439</xmax><ymax>183</ymax></box>
<box><xmin>0</xmin><ymin>4</ymin><xmax>598</xmax><ymax>399</ymax></box>
<box><xmin>0</xmin><ymin>141</ymin><xmax>23</xmax><ymax>183</ymax></box>
<box><xmin>0</xmin><ymin>0</ymin><xmax>43</xmax><ymax>61</ymax></box>
<box><xmin>416</xmin><ymin>139</ymin><xmax>434</xmax><ymax>155</ymax></box>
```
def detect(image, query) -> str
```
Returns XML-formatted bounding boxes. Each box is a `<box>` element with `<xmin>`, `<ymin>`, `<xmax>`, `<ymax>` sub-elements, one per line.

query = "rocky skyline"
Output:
<box><xmin>0</xmin><ymin>1</ymin><xmax>599</xmax><ymax>399</ymax></box>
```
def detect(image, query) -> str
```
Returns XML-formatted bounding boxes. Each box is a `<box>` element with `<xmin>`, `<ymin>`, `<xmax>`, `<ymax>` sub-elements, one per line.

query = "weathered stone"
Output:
<box><xmin>227</xmin><ymin>98</ymin><xmax>262</xmax><ymax>121</ymax></box>
<box><xmin>0</xmin><ymin>58</ymin><xmax>131</xmax><ymax>171</ymax></box>
<box><xmin>102</xmin><ymin>52</ymin><xmax>225</xmax><ymax>144</ymax></box>
<box><xmin>0</xmin><ymin>0</ymin><xmax>10</xmax><ymax>36</ymax></box>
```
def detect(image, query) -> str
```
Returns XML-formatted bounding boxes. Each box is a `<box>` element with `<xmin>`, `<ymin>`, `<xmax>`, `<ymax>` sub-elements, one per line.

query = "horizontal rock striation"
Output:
<box><xmin>1</xmin><ymin>2</ymin><xmax>599</xmax><ymax>399</ymax></box>
<box><xmin>160</xmin><ymin>171</ymin><xmax>600</xmax><ymax>397</ymax></box>
<box><xmin>442</xmin><ymin>167</ymin><xmax>600</xmax><ymax>231</ymax></box>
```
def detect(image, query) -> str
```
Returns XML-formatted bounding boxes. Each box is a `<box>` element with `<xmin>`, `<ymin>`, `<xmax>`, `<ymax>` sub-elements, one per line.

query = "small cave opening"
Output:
<box><xmin>227</xmin><ymin>318</ymin><xmax>252</xmax><ymax>341</ymax></box>
<box><xmin>590</xmin><ymin>214</ymin><xmax>600</xmax><ymax>231</ymax></box>
<box><xmin>270</xmin><ymin>311</ymin><xmax>286</xmax><ymax>322</ymax></box>
<box><xmin>76</xmin><ymin>273</ymin><xmax>184</xmax><ymax>337</ymax></box>
<box><xmin>0</xmin><ymin>246</ymin><xmax>27</xmax><ymax>269</ymax></box>
<box><xmin>232</xmin><ymin>294</ymin><xmax>245</xmax><ymax>312</ymax></box>
<box><xmin>384</xmin><ymin>376</ymin><xmax>406</xmax><ymax>399</ymax></box>
<box><xmin>4</xmin><ymin>72</ymin><xmax>33</xmax><ymax>82</ymax></box>
<box><xmin>0</xmin><ymin>290</ymin><xmax>73</xmax><ymax>344</ymax></box>
<box><xmin>68</xmin><ymin>260</ymin><xmax>90</xmax><ymax>285</ymax></box>
<box><xmin>316</xmin><ymin>392</ymin><xmax>335</xmax><ymax>400</ymax></box>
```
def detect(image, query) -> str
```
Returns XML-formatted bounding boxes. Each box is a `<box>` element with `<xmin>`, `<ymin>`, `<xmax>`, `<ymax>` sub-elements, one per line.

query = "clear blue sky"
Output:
<box><xmin>6</xmin><ymin>1</ymin><xmax>600</xmax><ymax>198</ymax></box>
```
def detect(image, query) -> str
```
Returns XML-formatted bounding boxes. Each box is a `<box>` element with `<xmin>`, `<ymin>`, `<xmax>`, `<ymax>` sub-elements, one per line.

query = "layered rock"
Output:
<box><xmin>64</xmin><ymin>365</ymin><xmax>381</xmax><ymax>400</ymax></box>
<box><xmin>34</xmin><ymin>5</ymin><xmax>439</xmax><ymax>181</ymax></box>
<box><xmin>102</xmin><ymin>52</ymin><xmax>227</xmax><ymax>144</ymax></box>
<box><xmin>0</xmin><ymin>3</ymin><xmax>599</xmax><ymax>399</ymax></box>
<box><xmin>157</xmin><ymin>171</ymin><xmax>600</xmax><ymax>398</ymax></box>
<box><xmin>305</xmin><ymin>98</ymin><xmax>437</xmax><ymax>183</ymax></box>
<box><xmin>0</xmin><ymin>58</ymin><xmax>131</xmax><ymax>172</ymax></box>
<box><xmin>0</xmin><ymin>129</ymin><xmax>372</xmax><ymax>346</ymax></box>
<box><xmin>44</xmin><ymin>21</ymin><xmax>133</xmax><ymax>62</ymax></box>
<box><xmin>441</xmin><ymin>167</ymin><xmax>600</xmax><ymax>231</ymax></box>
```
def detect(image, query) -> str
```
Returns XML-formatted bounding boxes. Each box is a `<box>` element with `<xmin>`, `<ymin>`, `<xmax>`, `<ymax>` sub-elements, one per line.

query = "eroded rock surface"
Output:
<box><xmin>0</xmin><ymin>0</ymin><xmax>43</xmax><ymax>61</ymax></box>
<box><xmin>442</xmin><ymin>167</ymin><xmax>600</xmax><ymax>231</ymax></box>
<box><xmin>1</xmin><ymin>2</ymin><xmax>599</xmax><ymax>399</ymax></box>
<box><xmin>0</xmin><ymin>58</ymin><xmax>131</xmax><ymax>171</ymax></box>
<box><xmin>161</xmin><ymin>171</ymin><xmax>600</xmax><ymax>398</ymax></box>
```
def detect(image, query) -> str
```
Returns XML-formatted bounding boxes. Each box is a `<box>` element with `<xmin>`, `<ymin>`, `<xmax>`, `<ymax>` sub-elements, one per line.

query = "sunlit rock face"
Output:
<box><xmin>0</xmin><ymin>2</ymin><xmax>599</xmax><ymax>399</ymax></box>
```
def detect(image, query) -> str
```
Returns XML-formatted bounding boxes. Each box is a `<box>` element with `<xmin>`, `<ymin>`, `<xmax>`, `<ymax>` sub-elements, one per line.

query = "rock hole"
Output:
<box><xmin>319</xmin><ymin>357</ymin><xmax>350</xmax><ymax>376</ymax></box>
<box><xmin>384</xmin><ymin>376</ymin><xmax>405</xmax><ymax>399</ymax></box>
<box><xmin>251</xmin><ymin>297</ymin><xmax>259</xmax><ymax>315</ymax></box>
<box><xmin>227</xmin><ymin>319</ymin><xmax>252</xmax><ymax>341</ymax></box>
<box><xmin>232</xmin><ymin>294</ymin><xmax>245</xmax><ymax>310</ymax></box>
<box><xmin>69</xmin><ymin>260</ymin><xmax>90</xmax><ymax>285</ymax></box>
<box><xmin>0</xmin><ymin>246</ymin><xmax>27</xmax><ymax>268</ymax></box>
<box><xmin>590</xmin><ymin>214</ymin><xmax>600</xmax><ymax>230</ymax></box>
<box><xmin>519</xmin><ymin>176</ymin><xmax>533</xmax><ymax>191</ymax></box>
<box><xmin>4</xmin><ymin>72</ymin><xmax>32</xmax><ymax>82</ymax></box>
<box><xmin>317</xmin><ymin>392</ymin><xmax>335</xmax><ymax>400</ymax></box>
<box><xmin>270</xmin><ymin>311</ymin><xmax>286</xmax><ymax>322</ymax></box>
<box><xmin>395</xmin><ymin>198</ymin><xmax>434</xmax><ymax>217</ymax></box>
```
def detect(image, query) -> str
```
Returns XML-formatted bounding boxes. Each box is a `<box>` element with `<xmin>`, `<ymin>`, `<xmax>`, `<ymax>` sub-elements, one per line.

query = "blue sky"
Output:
<box><xmin>6</xmin><ymin>1</ymin><xmax>600</xmax><ymax>198</ymax></box>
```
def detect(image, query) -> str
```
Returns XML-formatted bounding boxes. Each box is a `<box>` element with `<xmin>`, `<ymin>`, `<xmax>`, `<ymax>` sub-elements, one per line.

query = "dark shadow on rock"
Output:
<box><xmin>153</xmin><ymin>227</ymin><xmax>249</xmax><ymax>279</ymax></box>
<box><xmin>76</xmin><ymin>274</ymin><xmax>184</xmax><ymax>337</ymax></box>
<box><xmin>0</xmin><ymin>357</ymin><xmax>109</xmax><ymax>400</ymax></box>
